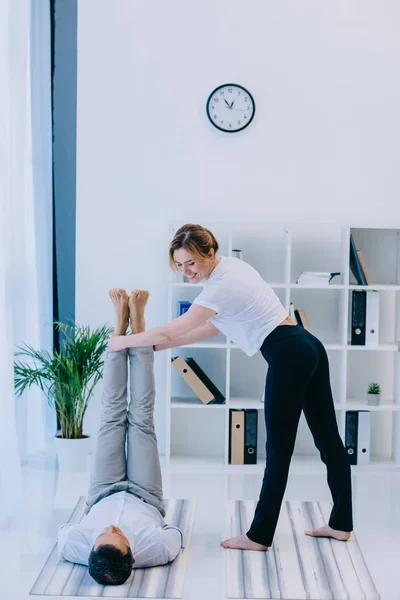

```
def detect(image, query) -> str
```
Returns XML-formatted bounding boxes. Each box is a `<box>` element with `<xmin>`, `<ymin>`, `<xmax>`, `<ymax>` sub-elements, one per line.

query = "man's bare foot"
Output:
<box><xmin>304</xmin><ymin>525</ymin><xmax>351</xmax><ymax>541</ymax></box>
<box><xmin>109</xmin><ymin>288</ymin><xmax>129</xmax><ymax>336</ymax></box>
<box><xmin>220</xmin><ymin>534</ymin><xmax>269</xmax><ymax>551</ymax></box>
<box><xmin>129</xmin><ymin>289</ymin><xmax>149</xmax><ymax>334</ymax></box>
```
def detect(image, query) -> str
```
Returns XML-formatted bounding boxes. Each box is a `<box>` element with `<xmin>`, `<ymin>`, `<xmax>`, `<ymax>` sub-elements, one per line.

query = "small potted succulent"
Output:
<box><xmin>367</xmin><ymin>382</ymin><xmax>381</xmax><ymax>406</ymax></box>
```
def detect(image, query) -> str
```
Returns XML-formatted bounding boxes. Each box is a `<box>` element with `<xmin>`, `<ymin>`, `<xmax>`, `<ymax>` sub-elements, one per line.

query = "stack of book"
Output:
<box><xmin>172</xmin><ymin>356</ymin><xmax>225</xmax><ymax>405</ymax></box>
<box><xmin>296</xmin><ymin>271</ymin><xmax>340</xmax><ymax>285</ymax></box>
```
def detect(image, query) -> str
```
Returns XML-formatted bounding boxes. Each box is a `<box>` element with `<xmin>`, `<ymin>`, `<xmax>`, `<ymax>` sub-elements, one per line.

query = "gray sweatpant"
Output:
<box><xmin>86</xmin><ymin>346</ymin><xmax>165</xmax><ymax>517</ymax></box>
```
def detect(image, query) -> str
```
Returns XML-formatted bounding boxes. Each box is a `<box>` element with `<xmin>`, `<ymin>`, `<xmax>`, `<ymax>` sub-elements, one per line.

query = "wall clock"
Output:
<box><xmin>206</xmin><ymin>83</ymin><xmax>255</xmax><ymax>133</ymax></box>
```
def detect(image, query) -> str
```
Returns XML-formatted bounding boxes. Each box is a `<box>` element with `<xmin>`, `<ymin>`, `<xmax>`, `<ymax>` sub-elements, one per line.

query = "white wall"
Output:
<box><xmin>76</xmin><ymin>0</ymin><xmax>400</xmax><ymax>453</ymax></box>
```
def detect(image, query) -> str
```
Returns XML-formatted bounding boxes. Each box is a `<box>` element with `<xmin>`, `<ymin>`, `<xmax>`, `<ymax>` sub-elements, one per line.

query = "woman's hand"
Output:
<box><xmin>107</xmin><ymin>335</ymin><xmax>128</xmax><ymax>353</ymax></box>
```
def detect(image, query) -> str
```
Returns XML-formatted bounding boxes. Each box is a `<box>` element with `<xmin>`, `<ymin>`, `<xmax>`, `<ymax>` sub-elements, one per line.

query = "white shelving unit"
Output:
<box><xmin>165</xmin><ymin>223</ymin><xmax>400</xmax><ymax>472</ymax></box>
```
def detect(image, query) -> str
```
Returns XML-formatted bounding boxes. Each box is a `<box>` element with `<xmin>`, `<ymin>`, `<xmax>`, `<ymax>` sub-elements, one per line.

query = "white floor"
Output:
<box><xmin>1</xmin><ymin>453</ymin><xmax>400</xmax><ymax>600</ymax></box>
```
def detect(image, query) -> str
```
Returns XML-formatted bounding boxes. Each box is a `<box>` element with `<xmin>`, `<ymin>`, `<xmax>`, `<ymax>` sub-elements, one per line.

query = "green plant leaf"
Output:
<box><xmin>14</xmin><ymin>321</ymin><xmax>113</xmax><ymax>438</ymax></box>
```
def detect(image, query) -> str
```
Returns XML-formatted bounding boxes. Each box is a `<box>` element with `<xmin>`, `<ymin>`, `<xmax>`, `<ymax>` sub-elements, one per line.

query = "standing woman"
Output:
<box><xmin>107</xmin><ymin>224</ymin><xmax>353</xmax><ymax>551</ymax></box>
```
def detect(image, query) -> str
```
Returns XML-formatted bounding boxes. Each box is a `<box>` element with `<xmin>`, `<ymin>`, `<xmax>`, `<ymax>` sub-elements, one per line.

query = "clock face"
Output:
<box><xmin>206</xmin><ymin>84</ymin><xmax>255</xmax><ymax>133</ymax></box>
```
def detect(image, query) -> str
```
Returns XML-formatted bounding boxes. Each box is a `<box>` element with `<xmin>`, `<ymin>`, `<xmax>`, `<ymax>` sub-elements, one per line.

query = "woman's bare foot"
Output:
<box><xmin>304</xmin><ymin>525</ymin><xmax>351</xmax><ymax>541</ymax></box>
<box><xmin>109</xmin><ymin>288</ymin><xmax>129</xmax><ymax>335</ymax></box>
<box><xmin>129</xmin><ymin>289</ymin><xmax>149</xmax><ymax>334</ymax></box>
<box><xmin>220</xmin><ymin>534</ymin><xmax>269</xmax><ymax>551</ymax></box>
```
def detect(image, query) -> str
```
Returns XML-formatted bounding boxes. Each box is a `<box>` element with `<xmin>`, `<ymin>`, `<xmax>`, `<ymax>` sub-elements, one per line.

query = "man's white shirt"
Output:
<box><xmin>57</xmin><ymin>491</ymin><xmax>184</xmax><ymax>568</ymax></box>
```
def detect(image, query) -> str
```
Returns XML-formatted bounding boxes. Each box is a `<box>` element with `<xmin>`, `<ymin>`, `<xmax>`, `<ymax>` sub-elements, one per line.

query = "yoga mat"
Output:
<box><xmin>30</xmin><ymin>497</ymin><xmax>196</xmax><ymax>598</ymax></box>
<box><xmin>227</xmin><ymin>500</ymin><xmax>380</xmax><ymax>600</ymax></box>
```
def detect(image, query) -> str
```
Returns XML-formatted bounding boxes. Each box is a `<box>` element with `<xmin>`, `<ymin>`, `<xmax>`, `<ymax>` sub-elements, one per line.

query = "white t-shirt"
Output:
<box><xmin>57</xmin><ymin>491</ymin><xmax>183</xmax><ymax>569</ymax></box>
<box><xmin>193</xmin><ymin>257</ymin><xmax>288</xmax><ymax>356</ymax></box>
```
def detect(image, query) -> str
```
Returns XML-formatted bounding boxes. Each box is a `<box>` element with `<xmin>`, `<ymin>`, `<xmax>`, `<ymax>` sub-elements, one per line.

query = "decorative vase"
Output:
<box><xmin>367</xmin><ymin>393</ymin><xmax>380</xmax><ymax>406</ymax></box>
<box><xmin>54</xmin><ymin>435</ymin><xmax>91</xmax><ymax>472</ymax></box>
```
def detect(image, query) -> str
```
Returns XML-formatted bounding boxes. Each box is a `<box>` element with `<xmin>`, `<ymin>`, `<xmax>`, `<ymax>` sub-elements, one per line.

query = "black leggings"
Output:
<box><xmin>246</xmin><ymin>325</ymin><xmax>353</xmax><ymax>547</ymax></box>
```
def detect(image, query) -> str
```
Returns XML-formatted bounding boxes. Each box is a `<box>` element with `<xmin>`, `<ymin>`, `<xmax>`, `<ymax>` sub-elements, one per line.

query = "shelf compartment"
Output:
<box><xmin>290</xmin><ymin>288</ymin><xmax>346</xmax><ymax>345</ymax></box>
<box><xmin>170</xmin><ymin>286</ymin><xmax>227</xmax><ymax>343</ymax></box>
<box><xmin>346</xmin><ymin>350</ymin><xmax>396</xmax><ymax>404</ymax></box>
<box><xmin>350</xmin><ymin>228</ymin><xmax>400</xmax><ymax>286</ymax></box>
<box><xmin>229</xmin><ymin>349</ymin><xmax>266</xmax><ymax>402</ymax></box>
<box><xmin>369</xmin><ymin>411</ymin><xmax>396</xmax><ymax>463</ymax></box>
<box><xmin>170</xmin><ymin>408</ymin><xmax>225</xmax><ymax>464</ymax></box>
<box><xmin>347</xmin><ymin>288</ymin><xmax>398</xmax><ymax>347</ymax></box>
<box><xmin>290</xmin><ymin>224</ymin><xmax>345</xmax><ymax>285</ymax></box>
<box><xmin>230</xmin><ymin>223</ymin><xmax>287</xmax><ymax>284</ymax></box>
<box><xmin>170</xmin><ymin>347</ymin><xmax>227</xmax><ymax>403</ymax></box>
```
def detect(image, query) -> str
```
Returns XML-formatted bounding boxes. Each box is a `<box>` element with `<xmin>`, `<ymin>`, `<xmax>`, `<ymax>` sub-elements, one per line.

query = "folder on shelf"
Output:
<box><xmin>229</xmin><ymin>410</ymin><xmax>245</xmax><ymax>464</ymax></box>
<box><xmin>244</xmin><ymin>409</ymin><xmax>258</xmax><ymax>465</ymax></box>
<box><xmin>172</xmin><ymin>356</ymin><xmax>225</xmax><ymax>405</ymax></box>
<box><xmin>357</xmin><ymin>250</ymin><xmax>372</xmax><ymax>285</ymax></box>
<box><xmin>294</xmin><ymin>309</ymin><xmax>303</xmax><ymax>327</ymax></box>
<box><xmin>366</xmin><ymin>290</ymin><xmax>379</xmax><ymax>346</ymax></box>
<box><xmin>298</xmin><ymin>309</ymin><xmax>311</xmax><ymax>332</ymax></box>
<box><xmin>229</xmin><ymin>409</ymin><xmax>259</xmax><ymax>465</ymax></box>
<box><xmin>345</xmin><ymin>410</ymin><xmax>370</xmax><ymax>466</ymax></box>
<box><xmin>351</xmin><ymin>290</ymin><xmax>366</xmax><ymax>345</ymax></box>
<box><xmin>349</xmin><ymin>234</ymin><xmax>367</xmax><ymax>285</ymax></box>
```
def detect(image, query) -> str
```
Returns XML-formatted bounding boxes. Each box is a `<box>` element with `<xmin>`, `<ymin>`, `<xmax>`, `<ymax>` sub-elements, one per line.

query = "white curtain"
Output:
<box><xmin>0</xmin><ymin>0</ymin><xmax>55</xmax><ymax>525</ymax></box>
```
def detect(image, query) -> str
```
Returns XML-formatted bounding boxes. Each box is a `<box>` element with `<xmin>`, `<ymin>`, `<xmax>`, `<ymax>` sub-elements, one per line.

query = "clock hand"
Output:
<box><xmin>230</xmin><ymin>100</ymin><xmax>234</xmax><ymax>109</ymax></box>
<box><xmin>224</xmin><ymin>99</ymin><xmax>231</xmax><ymax>109</ymax></box>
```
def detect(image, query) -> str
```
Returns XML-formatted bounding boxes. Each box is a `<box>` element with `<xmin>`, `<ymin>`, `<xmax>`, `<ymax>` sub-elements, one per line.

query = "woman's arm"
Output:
<box><xmin>107</xmin><ymin>304</ymin><xmax>216</xmax><ymax>352</ymax></box>
<box><xmin>154</xmin><ymin>320</ymin><xmax>219</xmax><ymax>351</ymax></box>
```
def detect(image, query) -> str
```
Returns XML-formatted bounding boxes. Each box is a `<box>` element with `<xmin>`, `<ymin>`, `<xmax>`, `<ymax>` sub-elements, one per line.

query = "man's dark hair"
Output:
<box><xmin>88</xmin><ymin>544</ymin><xmax>133</xmax><ymax>585</ymax></box>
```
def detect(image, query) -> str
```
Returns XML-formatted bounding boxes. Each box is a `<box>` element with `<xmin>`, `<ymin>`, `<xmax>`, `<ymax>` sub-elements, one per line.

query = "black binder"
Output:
<box><xmin>345</xmin><ymin>410</ymin><xmax>370</xmax><ymax>465</ymax></box>
<box><xmin>351</xmin><ymin>290</ymin><xmax>366</xmax><ymax>345</ymax></box>
<box><xmin>244</xmin><ymin>409</ymin><xmax>258</xmax><ymax>464</ymax></box>
<box><xmin>345</xmin><ymin>411</ymin><xmax>358</xmax><ymax>465</ymax></box>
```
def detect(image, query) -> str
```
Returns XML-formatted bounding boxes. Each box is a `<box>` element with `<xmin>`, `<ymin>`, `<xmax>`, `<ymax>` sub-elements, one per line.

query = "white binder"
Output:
<box><xmin>366</xmin><ymin>290</ymin><xmax>379</xmax><ymax>346</ymax></box>
<box><xmin>357</xmin><ymin>411</ymin><xmax>371</xmax><ymax>466</ymax></box>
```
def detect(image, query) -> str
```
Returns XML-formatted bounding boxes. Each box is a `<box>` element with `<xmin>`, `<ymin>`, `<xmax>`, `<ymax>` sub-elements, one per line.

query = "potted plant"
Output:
<box><xmin>367</xmin><ymin>382</ymin><xmax>381</xmax><ymax>406</ymax></box>
<box><xmin>14</xmin><ymin>321</ymin><xmax>112</xmax><ymax>471</ymax></box>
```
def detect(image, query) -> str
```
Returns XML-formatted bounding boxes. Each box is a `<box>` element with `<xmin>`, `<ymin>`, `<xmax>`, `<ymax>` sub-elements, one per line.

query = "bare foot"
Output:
<box><xmin>109</xmin><ymin>288</ymin><xmax>129</xmax><ymax>335</ymax></box>
<box><xmin>220</xmin><ymin>534</ymin><xmax>269</xmax><ymax>551</ymax></box>
<box><xmin>129</xmin><ymin>289</ymin><xmax>149</xmax><ymax>334</ymax></box>
<box><xmin>304</xmin><ymin>525</ymin><xmax>351</xmax><ymax>541</ymax></box>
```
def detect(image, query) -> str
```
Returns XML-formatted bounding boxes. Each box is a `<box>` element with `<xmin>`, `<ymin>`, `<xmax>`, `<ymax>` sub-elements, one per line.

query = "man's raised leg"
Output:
<box><xmin>86</xmin><ymin>288</ymin><xmax>130</xmax><ymax>511</ymax></box>
<box><xmin>126</xmin><ymin>290</ymin><xmax>165</xmax><ymax>516</ymax></box>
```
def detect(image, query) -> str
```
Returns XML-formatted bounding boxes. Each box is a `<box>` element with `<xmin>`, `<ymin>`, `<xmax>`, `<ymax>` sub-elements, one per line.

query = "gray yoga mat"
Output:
<box><xmin>227</xmin><ymin>500</ymin><xmax>380</xmax><ymax>600</ymax></box>
<box><xmin>30</xmin><ymin>497</ymin><xmax>196</xmax><ymax>598</ymax></box>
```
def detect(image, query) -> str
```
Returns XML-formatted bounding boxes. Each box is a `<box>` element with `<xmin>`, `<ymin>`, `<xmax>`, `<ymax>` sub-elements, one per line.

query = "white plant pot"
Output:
<box><xmin>54</xmin><ymin>435</ymin><xmax>91</xmax><ymax>472</ymax></box>
<box><xmin>367</xmin><ymin>393</ymin><xmax>380</xmax><ymax>406</ymax></box>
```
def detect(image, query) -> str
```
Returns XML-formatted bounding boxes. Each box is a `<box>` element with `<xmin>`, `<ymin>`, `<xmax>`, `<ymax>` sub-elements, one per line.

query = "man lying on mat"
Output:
<box><xmin>57</xmin><ymin>289</ymin><xmax>183</xmax><ymax>585</ymax></box>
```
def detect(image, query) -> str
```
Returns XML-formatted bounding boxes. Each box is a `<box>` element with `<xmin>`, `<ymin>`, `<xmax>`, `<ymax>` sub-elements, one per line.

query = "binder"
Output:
<box><xmin>357</xmin><ymin>250</ymin><xmax>372</xmax><ymax>285</ymax></box>
<box><xmin>298</xmin><ymin>309</ymin><xmax>311</xmax><ymax>332</ymax></box>
<box><xmin>345</xmin><ymin>411</ymin><xmax>358</xmax><ymax>465</ymax></box>
<box><xmin>366</xmin><ymin>290</ymin><xmax>379</xmax><ymax>347</ymax></box>
<box><xmin>178</xmin><ymin>301</ymin><xmax>191</xmax><ymax>316</ymax></box>
<box><xmin>345</xmin><ymin>410</ymin><xmax>370</xmax><ymax>465</ymax></box>
<box><xmin>172</xmin><ymin>356</ymin><xmax>225</xmax><ymax>404</ymax></box>
<box><xmin>351</xmin><ymin>290</ymin><xmax>366</xmax><ymax>345</ymax></box>
<box><xmin>357</xmin><ymin>411</ymin><xmax>371</xmax><ymax>466</ymax></box>
<box><xmin>229</xmin><ymin>410</ymin><xmax>245</xmax><ymax>464</ymax></box>
<box><xmin>244</xmin><ymin>409</ymin><xmax>258</xmax><ymax>464</ymax></box>
<box><xmin>349</xmin><ymin>234</ymin><xmax>367</xmax><ymax>285</ymax></box>
<box><xmin>294</xmin><ymin>309</ymin><xmax>303</xmax><ymax>327</ymax></box>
